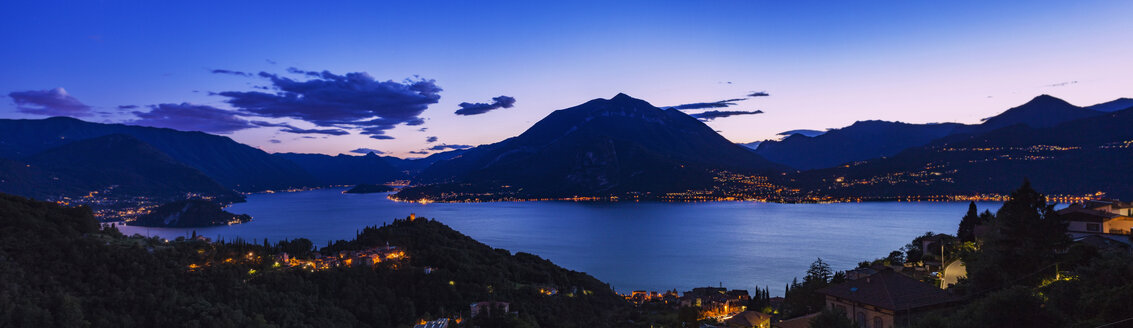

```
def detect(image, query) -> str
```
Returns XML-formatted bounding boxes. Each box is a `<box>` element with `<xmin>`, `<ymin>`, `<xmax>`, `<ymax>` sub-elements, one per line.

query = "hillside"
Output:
<box><xmin>398</xmin><ymin>93</ymin><xmax>784</xmax><ymax>201</ymax></box>
<box><xmin>0</xmin><ymin>117</ymin><xmax>317</xmax><ymax>191</ymax></box>
<box><xmin>788</xmin><ymin>106</ymin><xmax>1133</xmax><ymax>200</ymax></box>
<box><xmin>0</xmin><ymin>192</ymin><xmax>632</xmax><ymax>327</ymax></box>
<box><xmin>755</xmin><ymin>121</ymin><xmax>965</xmax><ymax>170</ymax></box>
<box><xmin>129</xmin><ymin>199</ymin><xmax>252</xmax><ymax>227</ymax></box>
<box><xmin>0</xmin><ymin>134</ymin><xmax>239</xmax><ymax>202</ymax></box>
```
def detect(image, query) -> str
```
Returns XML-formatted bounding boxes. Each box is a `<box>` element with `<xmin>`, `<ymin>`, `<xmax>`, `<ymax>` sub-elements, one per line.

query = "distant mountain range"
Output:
<box><xmin>787</xmin><ymin>103</ymin><xmax>1133</xmax><ymax>199</ymax></box>
<box><xmin>754</xmin><ymin>95</ymin><xmax>1121</xmax><ymax>171</ymax></box>
<box><xmin>275</xmin><ymin>152</ymin><xmax>405</xmax><ymax>186</ymax></box>
<box><xmin>1</xmin><ymin>93</ymin><xmax>1131</xmax><ymax>206</ymax></box>
<box><xmin>0</xmin><ymin>134</ymin><xmax>241</xmax><ymax>201</ymax></box>
<box><xmin>396</xmin><ymin>93</ymin><xmax>784</xmax><ymax>200</ymax></box>
<box><xmin>0</xmin><ymin>117</ymin><xmax>316</xmax><ymax>191</ymax></box>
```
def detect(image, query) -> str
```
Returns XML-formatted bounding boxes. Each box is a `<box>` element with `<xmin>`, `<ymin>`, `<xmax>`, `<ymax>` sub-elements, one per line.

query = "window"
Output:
<box><xmin>874</xmin><ymin>316</ymin><xmax>883</xmax><ymax>328</ymax></box>
<box><xmin>1086</xmin><ymin>223</ymin><xmax>1100</xmax><ymax>232</ymax></box>
<box><xmin>856</xmin><ymin>311</ymin><xmax>866</xmax><ymax>324</ymax></box>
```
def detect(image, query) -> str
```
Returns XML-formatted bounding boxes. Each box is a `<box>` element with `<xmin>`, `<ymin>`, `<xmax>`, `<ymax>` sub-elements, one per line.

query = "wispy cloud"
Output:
<box><xmin>690</xmin><ymin>110</ymin><xmax>764</xmax><ymax>121</ymax></box>
<box><xmin>349</xmin><ymin>148</ymin><xmax>385</xmax><ymax>155</ymax></box>
<box><xmin>129</xmin><ymin>103</ymin><xmax>255</xmax><ymax>133</ymax></box>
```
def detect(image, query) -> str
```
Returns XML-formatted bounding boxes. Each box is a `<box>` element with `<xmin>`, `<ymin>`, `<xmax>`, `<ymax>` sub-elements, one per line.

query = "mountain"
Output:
<box><xmin>381</xmin><ymin>149</ymin><xmax>469</xmax><ymax>175</ymax></box>
<box><xmin>0</xmin><ymin>117</ymin><xmax>316</xmax><ymax>191</ymax></box>
<box><xmin>397</xmin><ymin>93</ymin><xmax>784</xmax><ymax>200</ymax></box>
<box><xmin>275</xmin><ymin>152</ymin><xmax>405</xmax><ymax>185</ymax></box>
<box><xmin>0</xmin><ymin>134</ymin><xmax>239</xmax><ymax>201</ymax></box>
<box><xmin>755</xmin><ymin>121</ymin><xmax>965</xmax><ymax>170</ymax></box>
<box><xmin>1085</xmin><ymin>98</ymin><xmax>1133</xmax><ymax>113</ymax></box>
<box><xmin>971</xmin><ymin>94</ymin><xmax>1102</xmax><ymax>132</ymax></box>
<box><xmin>129</xmin><ymin>199</ymin><xmax>251</xmax><ymax>227</ymax></box>
<box><xmin>754</xmin><ymin>95</ymin><xmax>1113</xmax><ymax>171</ymax></box>
<box><xmin>788</xmin><ymin>105</ymin><xmax>1133</xmax><ymax>200</ymax></box>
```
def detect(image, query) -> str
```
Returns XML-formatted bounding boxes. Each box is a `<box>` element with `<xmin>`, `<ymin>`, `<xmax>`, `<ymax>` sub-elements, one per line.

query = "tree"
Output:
<box><xmin>805</xmin><ymin>258</ymin><xmax>832</xmax><ymax>285</ymax></box>
<box><xmin>964</xmin><ymin>180</ymin><xmax>1069</xmax><ymax>292</ymax></box>
<box><xmin>957</xmin><ymin>201</ymin><xmax>980</xmax><ymax>242</ymax></box>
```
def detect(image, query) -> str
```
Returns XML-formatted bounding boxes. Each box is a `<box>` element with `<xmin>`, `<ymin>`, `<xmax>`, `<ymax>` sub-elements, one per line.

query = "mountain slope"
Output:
<box><xmin>276</xmin><ymin>152</ymin><xmax>405</xmax><ymax>185</ymax></box>
<box><xmin>788</xmin><ymin>106</ymin><xmax>1133</xmax><ymax>199</ymax></box>
<box><xmin>1085</xmin><ymin>98</ymin><xmax>1133</xmax><ymax>113</ymax></box>
<box><xmin>969</xmin><ymin>94</ymin><xmax>1102</xmax><ymax>132</ymax></box>
<box><xmin>0</xmin><ymin>117</ymin><xmax>316</xmax><ymax>191</ymax></box>
<box><xmin>0</xmin><ymin>134</ymin><xmax>239</xmax><ymax>201</ymax></box>
<box><xmin>755</xmin><ymin>121</ymin><xmax>965</xmax><ymax>170</ymax></box>
<box><xmin>399</xmin><ymin>93</ymin><xmax>783</xmax><ymax>200</ymax></box>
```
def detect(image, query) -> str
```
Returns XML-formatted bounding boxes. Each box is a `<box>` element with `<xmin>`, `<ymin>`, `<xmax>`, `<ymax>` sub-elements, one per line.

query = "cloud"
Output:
<box><xmin>211</xmin><ymin>69</ymin><xmax>253</xmax><ymax>77</ymax></box>
<box><xmin>669</xmin><ymin>98</ymin><xmax>747</xmax><ymax>110</ymax></box>
<box><xmin>349</xmin><ymin>148</ymin><xmax>386</xmax><ymax>155</ymax></box>
<box><xmin>129</xmin><ymin>103</ymin><xmax>256</xmax><ymax>133</ymax></box>
<box><xmin>408</xmin><ymin>150</ymin><xmax>430</xmax><ymax>155</ymax></box>
<box><xmin>369</xmin><ymin>135</ymin><xmax>394</xmax><ymax>140</ymax></box>
<box><xmin>269</xmin><ymin>139</ymin><xmax>282</xmax><ymax>144</ymax></box>
<box><xmin>117</xmin><ymin>105</ymin><xmax>139</xmax><ymax>109</ymax></box>
<box><xmin>217</xmin><ymin>69</ymin><xmax>442</xmax><ymax>139</ymax></box>
<box><xmin>747</xmin><ymin>91</ymin><xmax>770</xmax><ymax>97</ymax></box>
<box><xmin>8</xmin><ymin>88</ymin><xmax>93</xmax><ymax>116</ymax></box>
<box><xmin>418</xmin><ymin>127</ymin><xmax>428</xmax><ymax>132</ymax></box>
<box><xmin>426</xmin><ymin>136</ymin><xmax>438</xmax><ymax>143</ymax></box>
<box><xmin>690</xmin><ymin>110</ymin><xmax>764</xmax><ymax>121</ymax></box>
<box><xmin>777</xmin><ymin>129</ymin><xmax>825</xmax><ymax>137</ymax></box>
<box><xmin>427</xmin><ymin>144</ymin><xmax>473</xmax><ymax>151</ymax></box>
<box><xmin>455</xmin><ymin>95</ymin><xmax>516</xmax><ymax>115</ymax></box>
<box><xmin>251</xmin><ymin>121</ymin><xmax>350</xmax><ymax>135</ymax></box>
<box><xmin>1044</xmin><ymin>81</ymin><xmax>1078</xmax><ymax>87</ymax></box>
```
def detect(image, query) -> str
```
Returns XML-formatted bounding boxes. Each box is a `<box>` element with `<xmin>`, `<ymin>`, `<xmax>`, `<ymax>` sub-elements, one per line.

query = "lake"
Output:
<box><xmin>118</xmin><ymin>188</ymin><xmax>999</xmax><ymax>295</ymax></box>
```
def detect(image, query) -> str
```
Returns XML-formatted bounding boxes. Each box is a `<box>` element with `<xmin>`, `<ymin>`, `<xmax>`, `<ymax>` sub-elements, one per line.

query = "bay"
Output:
<box><xmin>119</xmin><ymin>188</ymin><xmax>997</xmax><ymax>295</ymax></box>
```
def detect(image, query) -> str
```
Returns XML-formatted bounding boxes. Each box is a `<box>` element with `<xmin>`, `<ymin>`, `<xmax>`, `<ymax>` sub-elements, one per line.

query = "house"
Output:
<box><xmin>816</xmin><ymin>270</ymin><xmax>962</xmax><ymax>328</ymax></box>
<box><xmin>724</xmin><ymin>310</ymin><xmax>771</xmax><ymax>328</ymax></box>
<box><xmin>772</xmin><ymin>312</ymin><xmax>819</xmax><ymax>328</ymax></box>
<box><xmin>470</xmin><ymin>301</ymin><xmax>510</xmax><ymax>317</ymax></box>
<box><xmin>413</xmin><ymin>318</ymin><xmax>449</xmax><ymax>328</ymax></box>
<box><xmin>1059</xmin><ymin>203</ymin><xmax>1133</xmax><ymax>235</ymax></box>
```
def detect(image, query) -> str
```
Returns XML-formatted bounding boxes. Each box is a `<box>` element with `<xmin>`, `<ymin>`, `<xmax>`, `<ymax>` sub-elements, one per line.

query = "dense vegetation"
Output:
<box><xmin>344</xmin><ymin>184</ymin><xmax>397</xmax><ymax>194</ymax></box>
<box><xmin>128</xmin><ymin>199</ymin><xmax>252</xmax><ymax>227</ymax></box>
<box><xmin>0</xmin><ymin>193</ymin><xmax>631</xmax><ymax>327</ymax></box>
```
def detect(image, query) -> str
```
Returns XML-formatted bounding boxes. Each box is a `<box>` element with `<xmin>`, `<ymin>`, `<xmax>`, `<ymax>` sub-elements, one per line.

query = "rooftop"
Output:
<box><xmin>816</xmin><ymin>270</ymin><xmax>961</xmax><ymax>311</ymax></box>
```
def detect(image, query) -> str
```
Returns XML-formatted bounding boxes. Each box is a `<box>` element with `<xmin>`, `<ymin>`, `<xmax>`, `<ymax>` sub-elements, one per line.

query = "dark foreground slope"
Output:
<box><xmin>398</xmin><ymin>93</ymin><xmax>783</xmax><ymax>201</ymax></box>
<box><xmin>0</xmin><ymin>192</ymin><xmax>630</xmax><ymax>327</ymax></box>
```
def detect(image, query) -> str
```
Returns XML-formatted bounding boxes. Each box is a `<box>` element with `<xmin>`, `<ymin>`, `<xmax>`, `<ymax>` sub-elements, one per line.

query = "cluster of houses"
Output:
<box><xmin>1059</xmin><ymin>199</ymin><xmax>1133</xmax><ymax>247</ymax></box>
<box><xmin>274</xmin><ymin>244</ymin><xmax>406</xmax><ymax>271</ymax></box>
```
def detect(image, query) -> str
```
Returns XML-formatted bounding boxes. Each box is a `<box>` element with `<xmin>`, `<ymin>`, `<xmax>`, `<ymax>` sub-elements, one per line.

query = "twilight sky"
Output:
<box><xmin>2</xmin><ymin>1</ymin><xmax>1131</xmax><ymax>157</ymax></box>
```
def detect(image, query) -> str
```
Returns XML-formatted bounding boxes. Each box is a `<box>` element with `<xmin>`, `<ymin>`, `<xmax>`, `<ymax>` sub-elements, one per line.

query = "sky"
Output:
<box><xmin>2</xmin><ymin>1</ymin><xmax>1131</xmax><ymax>157</ymax></box>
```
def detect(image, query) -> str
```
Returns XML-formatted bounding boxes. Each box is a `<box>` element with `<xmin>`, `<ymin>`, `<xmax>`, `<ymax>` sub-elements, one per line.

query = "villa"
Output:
<box><xmin>816</xmin><ymin>270</ymin><xmax>962</xmax><ymax>328</ymax></box>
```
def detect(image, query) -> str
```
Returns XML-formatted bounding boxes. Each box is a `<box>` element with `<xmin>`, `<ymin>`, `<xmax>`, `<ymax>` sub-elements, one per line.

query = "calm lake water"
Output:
<box><xmin>119</xmin><ymin>188</ymin><xmax>999</xmax><ymax>295</ymax></box>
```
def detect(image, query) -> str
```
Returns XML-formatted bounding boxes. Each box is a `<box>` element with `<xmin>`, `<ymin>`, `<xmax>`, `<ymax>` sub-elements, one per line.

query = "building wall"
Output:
<box><xmin>1104</xmin><ymin>217</ymin><xmax>1133</xmax><ymax>234</ymax></box>
<box><xmin>1067</xmin><ymin>221</ymin><xmax>1102</xmax><ymax>233</ymax></box>
<box><xmin>826</xmin><ymin>296</ymin><xmax>894</xmax><ymax>328</ymax></box>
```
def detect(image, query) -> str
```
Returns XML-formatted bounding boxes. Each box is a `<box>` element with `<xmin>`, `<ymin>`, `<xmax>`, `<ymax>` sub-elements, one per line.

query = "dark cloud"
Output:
<box><xmin>455</xmin><ymin>95</ymin><xmax>516</xmax><ymax>115</ymax></box>
<box><xmin>117</xmin><ymin>105</ymin><xmax>139</xmax><ymax>109</ymax></box>
<box><xmin>8</xmin><ymin>88</ymin><xmax>92</xmax><ymax>116</ymax></box>
<box><xmin>690</xmin><ymin>110</ymin><xmax>764</xmax><ymax>121</ymax></box>
<box><xmin>129</xmin><ymin>103</ymin><xmax>255</xmax><ymax>133</ymax></box>
<box><xmin>269</xmin><ymin>139</ymin><xmax>282</xmax><ymax>144</ymax></box>
<box><xmin>426</xmin><ymin>136</ymin><xmax>438</xmax><ymax>143</ymax></box>
<box><xmin>408</xmin><ymin>150</ymin><xmax>430</xmax><ymax>155</ymax></box>
<box><xmin>427</xmin><ymin>144</ymin><xmax>473</xmax><ymax>151</ymax></box>
<box><xmin>369</xmin><ymin>135</ymin><xmax>394</xmax><ymax>140</ymax></box>
<box><xmin>349</xmin><ymin>148</ymin><xmax>386</xmax><ymax>155</ymax></box>
<box><xmin>217</xmin><ymin>69</ymin><xmax>442</xmax><ymax>139</ymax></box>
<box><xmin>777</xmin><ymin>129</ymin><xmax>825</xmax><ymax>137</ymax></box>
<box><xmin>418</xmin><ymin>127</ymin><xmax>428</xmax><ymax>132</ymax></box>
<box><xmin>669</xmin><ymin>98</ymin><xmax>747</xmax><ymax>110</ymax></box>
<box><xmin>251</xmin><ymin>121</ymin><xmax>351</xmax><ymax>136</ymax></box>
<box><xmin>300</xmin><ymin>136</ymin><xmax>317</xmax><ymax>139</ymax></box>
<box><xmin>265</xmin><ymin>59</ymin><xmax>277</xmax><ymax>65</ymax></box>
<box><xmin>212</xmin><ymin>69</ymin><xmax>253</xmax><ymax>77</ymax></box>
<box><xmin>748</xmin><ymin>91</ymin><xmax>770</xmax><ymax>97</ymax></box>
